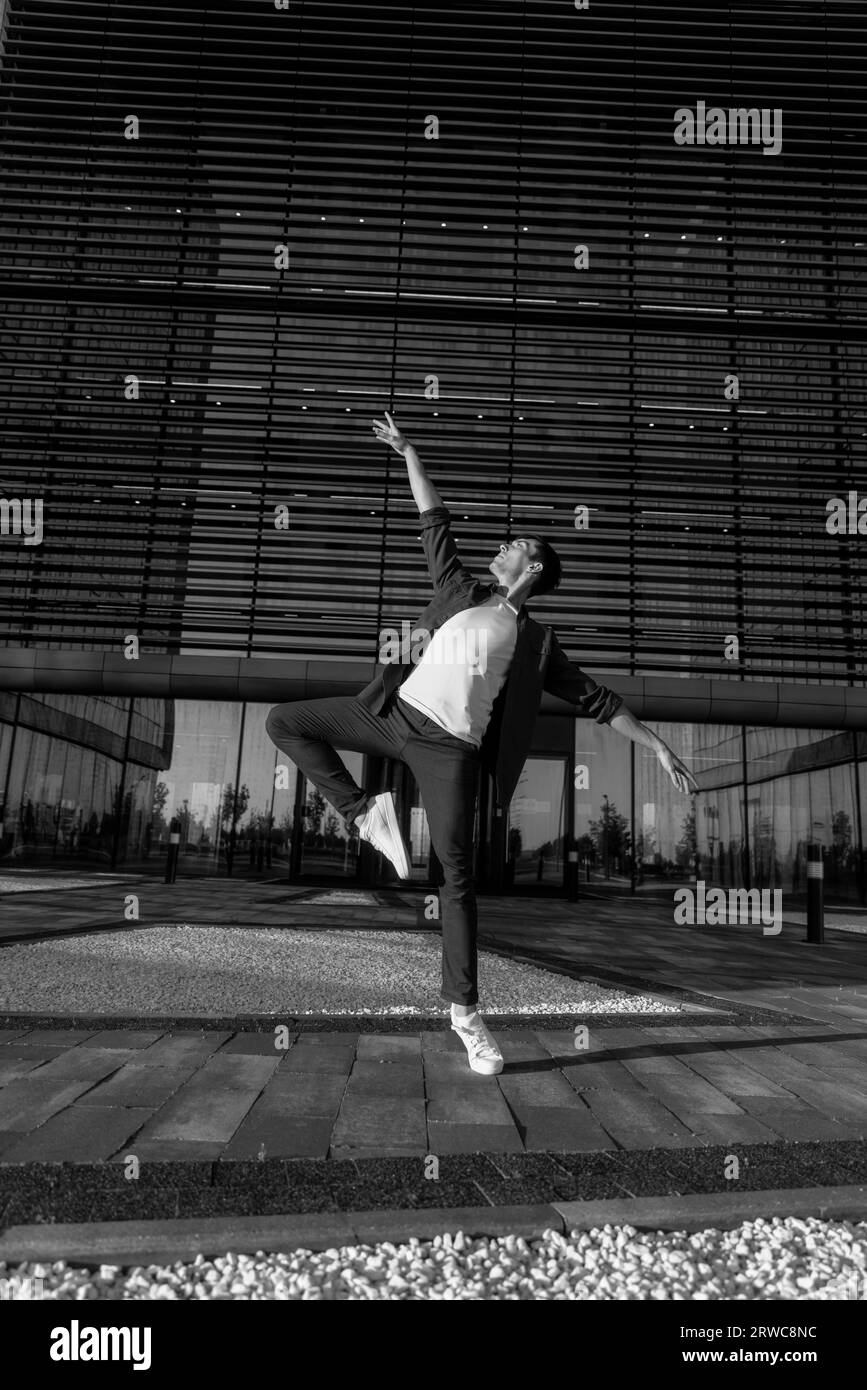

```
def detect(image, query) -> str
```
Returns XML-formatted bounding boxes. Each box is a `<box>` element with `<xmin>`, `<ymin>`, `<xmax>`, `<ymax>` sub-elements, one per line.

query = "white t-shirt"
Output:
<box><xmin>398</xmin><ymin>594</ymin><xmax>519</xmax><ymax>747</ymax></box>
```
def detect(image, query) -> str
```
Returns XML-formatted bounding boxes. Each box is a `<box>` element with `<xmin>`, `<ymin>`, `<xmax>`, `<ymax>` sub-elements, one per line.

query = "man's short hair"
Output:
<box><xmin>525</xmin><ymin>535</ymin><xmax>562</xmax><ymax>597</ymax></box>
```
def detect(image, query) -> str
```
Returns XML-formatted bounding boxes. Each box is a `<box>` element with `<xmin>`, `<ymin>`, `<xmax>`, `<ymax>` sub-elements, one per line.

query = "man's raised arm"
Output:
<box><xmin>372</xmin><ymin>411</ymin><xmax>442</xmax><ymax>513</ymax></box>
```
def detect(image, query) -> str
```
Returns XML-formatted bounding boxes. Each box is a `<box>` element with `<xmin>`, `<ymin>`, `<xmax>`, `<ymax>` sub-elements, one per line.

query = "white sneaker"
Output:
<box><xmin>355</xmin><ymin>792</ymin><xmax>411</xmax><ymax>879</ymax></box>
<box><xmin>451</xmin><ymin>1013</ymin><xmax>504</xmax><ymax>1075</ymax></box>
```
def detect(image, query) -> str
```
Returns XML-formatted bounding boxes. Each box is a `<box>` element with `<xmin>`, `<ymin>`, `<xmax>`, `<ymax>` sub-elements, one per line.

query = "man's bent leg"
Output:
<box><xmin>265</xmin><ymin>696</ymin><xmax>399</xmax><ymax>827</ymax></box>
<box><xmin>405</xmin><ymin>740</ymin><xmax>480</xmax><ymax>1006</ymax></box>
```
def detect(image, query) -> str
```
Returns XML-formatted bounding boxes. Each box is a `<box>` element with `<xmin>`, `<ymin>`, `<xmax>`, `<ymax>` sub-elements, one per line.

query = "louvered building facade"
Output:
<box><xmin>1</xmin><ymin>0</ymin><xmax>865</xmax><ymax>903</ymax></box>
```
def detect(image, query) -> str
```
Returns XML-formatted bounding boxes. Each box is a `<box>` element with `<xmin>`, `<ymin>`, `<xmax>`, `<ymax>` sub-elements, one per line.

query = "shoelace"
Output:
<box><xmin>455</xmin><ymin>1022</ymin><xmax>501</xmax><ymax>1060</ymax></box>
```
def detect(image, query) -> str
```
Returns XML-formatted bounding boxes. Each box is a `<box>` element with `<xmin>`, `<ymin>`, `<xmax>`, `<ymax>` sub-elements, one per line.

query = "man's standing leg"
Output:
<box><xmin>404</xmin><ymin>740</ymin><xmax>480</xmax><ymax>1006</ymax></box>
<box><xmin>404</xmin><ymin>735</ymin><xmax>503</xmax><ymax>1073</ymax></box>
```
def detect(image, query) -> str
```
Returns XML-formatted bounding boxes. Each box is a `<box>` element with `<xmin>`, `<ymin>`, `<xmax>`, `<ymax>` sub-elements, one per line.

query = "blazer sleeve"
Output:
<box><xmin>418</xmin><ymin>505</ymin><xmax>477</xmax><ymax>591</ymax></box>
<box><xmin>542</xmin><ymin>631</ymin><xmax>624</xmax><ymax>724</ymax></box>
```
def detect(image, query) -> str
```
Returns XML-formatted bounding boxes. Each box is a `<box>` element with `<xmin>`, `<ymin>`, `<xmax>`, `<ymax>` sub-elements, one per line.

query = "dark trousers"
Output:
<box><xmin>265</xmin><ymin>691</ymin><xmax>482</xmax><ymax>1005</ymax></box>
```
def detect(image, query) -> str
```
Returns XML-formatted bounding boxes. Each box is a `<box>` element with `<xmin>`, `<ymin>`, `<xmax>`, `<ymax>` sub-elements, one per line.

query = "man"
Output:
<box><xmin>266</xmin><ymin>413</ymin><xmax>697</xmax><ymax>1075</ymax></box>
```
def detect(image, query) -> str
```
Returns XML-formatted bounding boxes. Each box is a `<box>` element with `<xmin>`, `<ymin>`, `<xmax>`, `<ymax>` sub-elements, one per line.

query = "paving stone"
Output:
<box><xmin>622</xmin><ymin>1059</ymin><xmax>745</xmax><ymax>1115</ymax></box>
<box><xmin>330</xmin><ymin>1097</ymin><xmax>427</xmax><ymax>1153</ymax></box>
<box><xmin>0</xmin><ymin>1057</ymin><xmax>48</xmax><ymax>1086</ymax></box>
<box><xmin>74</xmin><ymin>1064</ymin><xmax>200</xmax><ymax>1110</ymax></box>
<box><xmin>108</xmin><ymin>1140</ymin><xmax>225</xmax><ymax>1164</ymax></box>
<box><xmin>677</xmin><ymin>1053</ymin><xmax>798</xmax><ymax>1099</ymax></box>
<box><xmin>3</xmin><ymin>1030</ymin><xmax>100</xmax><ymax>1047</ymax></box>
<box><xmin>257</xmin><ymin>1073</ymin><xmax>347</xmax><ymax>1118</ymax></box>
<box><xmin>0</xmin><ymin>1106</ymin><xmax>153</xmax><ymax>1163</ymax></box>
<box><xmin>25</xmin><ymin>1048</ymin><xmax>138</xmax><ymax>1083</ymax></box>
<box><xmin>421</xmin><ymin>1050</ymin><xmax>473</xmax><ymax>1080</ymax></box>
<box><xmin>280</xmin><ymin>1047</ymin><xmax>355</xmax><ymax>1074</ymax></box>
<box><xmin>0</xmin><ymin>1043</ymin><xmax>68</xmax><ymax>1061</ymax></box>
<box><xmin>497</xmin><ymin>1071</ymin><xmax>586</xmax><ymax>1109</ymax></box>
<box><xmin>355</xmin><ymin>1035</ymin><xmax>421</xmax><ymax>1058</ymax></box>
<box><xmin>675</xmin><ymin>1111</ymin><xmax>787</xmax><ymax>1145</ymax></box>
<box><xmin>216</xmin><ymin>1033</ymin><xmax>295</xmax><ymax>1056</ymax></box>
<box><xmin>78</xmin><ymin>1031</ymin><xmax>164</xmax><ymax>1050</ymax></box>
<box><xmin>560</xmin><ymin>1055</ymin><xmax>640</xmax><ymax>1091</ymax></box>
<box><xmin>197</xmin><ymin>1053</ymin><xmax>281</xmax><ymax>1089</ymax></box>
<box><xmin>125</xmin><ymin>1033</ymin><xmax>230</xmax><ymax>1067</ymax></box>
<box><xmin>0</xmin><ymin>1077</ymin><xmax>107</xmax><ymax>1133</ymax></box>
<box><xmin>221</xmin><ymin>1116</ymin><xmax>333</xmax><ymax>1161</ymax></box>
<box><xmin>343</xmin><ymin>1063</ymin><xmax>424</xmax><ymax>1099</ymax></box>
<box><xmin>131</xmin><ymin>1062</ymin><xmax>274</xmax><ymax>1146</ymax></box>
<box><xmin>733</xmin><ymin>1054</ymin><xmax>867</xmax><ymax>1121</ymax></box>
<box><xmin>535</xmin><ymin>1029</ymin><xmax>611</xmax><ymax>1060</ymax></box>
<box><xmin>496</xmin><ymin>1038</ymin><xmax>553</xmax><ymax>1065</ymax></box>
<box><xmin>579</xmin><ymin>1026</ymin><xmax>653</xmax><ymax>1051</ymax></box>
<box><xmin>292</xmin><ymin>1032</ymin><xmax>359</xmax><ymax>1048</ymax></box>
<box><xmin>582</xmin><ymin>1090</ymin><xmax>707</xmax><ymax>1150</ymax></box>
<box><xmin>329</xmin><ymin>1143</ymin><xmax>427</xmax><ymax>1160</ymax></box>
<box><xmin>773</xmin><ymin>1041</ymin><xmax>867</xmax><ymax>1080</ymax></box>
<box><xmin>420</xmin><ymin>1030</ymin><xmax>459</xmax><ymax>1053</ymax></box>
<box><xmin>427</xmin><ymin>1121</ymin><xmax>524</xmax><ymax>1154</ymax></box>
<box><xmin>422</xmin><ymin>1071</ymin><xmax>502</xmax><ymax>1106</ymax></box>
<box><xmin>510</xmin><ymin>1105</ymin><xmax>617</xmax><ymax>1152</ymax></box>
<box><xmin>736</xmin><ymin>1100</ymin><xmax>867</xmax><ymax>1142</ymax></box>
<box><xmin>426</xmin><ymin>1092</ymin><xmax>514</xmax><ymax>1124</ymax></box>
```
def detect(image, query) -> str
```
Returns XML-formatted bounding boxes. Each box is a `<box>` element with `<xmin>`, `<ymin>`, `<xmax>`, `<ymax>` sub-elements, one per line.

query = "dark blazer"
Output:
<box><xmin>355</xmin><ymin>505</ymin><xmax>624</xmax><ymax>807</ymax></box>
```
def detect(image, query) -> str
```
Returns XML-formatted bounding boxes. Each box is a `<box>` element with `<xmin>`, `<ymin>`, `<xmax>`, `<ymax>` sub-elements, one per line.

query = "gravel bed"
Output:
<box><xmin>2</xmin><ymin>1217</ymin><xmax>864</xmax><ymax>1300</ymax></box>
<box><xmin>0</xmin><ymin>926</ymin><xmax>680</xmax><ymax>1016</ymax></box>
<box><xmin>0</xmin><ymin>875</ymin><xmax>104</xmax><ymax>893</ymax></box>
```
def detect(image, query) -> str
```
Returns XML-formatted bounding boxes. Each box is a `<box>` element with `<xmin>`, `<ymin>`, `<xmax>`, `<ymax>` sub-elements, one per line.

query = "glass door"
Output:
<box><xmin>506</xmin><ymin>757</ymin><xmax>568</xmax><ymax>892</ymax></box>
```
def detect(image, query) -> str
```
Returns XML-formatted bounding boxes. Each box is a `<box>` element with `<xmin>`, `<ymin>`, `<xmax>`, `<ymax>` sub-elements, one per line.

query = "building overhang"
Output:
<box><xmin>1</xmin><ymin>651</ymin><xmax>865</xmax><ymax>730</ymax></box>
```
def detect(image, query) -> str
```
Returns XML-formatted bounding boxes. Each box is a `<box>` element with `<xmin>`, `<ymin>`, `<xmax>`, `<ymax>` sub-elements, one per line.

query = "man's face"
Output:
<box><xmin>489</xmin><ymin>537</ymin><xmax>541</xmax><ymax>588</ymax></box>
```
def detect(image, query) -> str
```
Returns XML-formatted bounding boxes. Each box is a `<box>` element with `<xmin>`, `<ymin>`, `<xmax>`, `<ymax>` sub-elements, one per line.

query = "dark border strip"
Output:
<box><xmin>0</xmin><ymin>1010</ymin><xmax>746</xmax><ymax>1033</ymax></box>
<box><xmin>4</xmin><ymin>1186</ymin><xmax>867</xmax><ymax>1267</ymax></box>
<box><xmin>1</xmin><ymin>1142</ymin><xmax>865</xmax><ymax>1237</ymax></box>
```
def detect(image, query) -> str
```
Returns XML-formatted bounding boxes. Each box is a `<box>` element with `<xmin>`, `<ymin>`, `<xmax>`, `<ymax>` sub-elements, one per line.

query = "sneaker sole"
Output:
<box><xmin>377</xmin><ymin>796</ymin><xmax>411</xmax><ymax>879</ymax></box>
<box><xmin>467</xmin><ymin>1057</ymin><xmax>504</xmax><ymax>1075</ymax></box>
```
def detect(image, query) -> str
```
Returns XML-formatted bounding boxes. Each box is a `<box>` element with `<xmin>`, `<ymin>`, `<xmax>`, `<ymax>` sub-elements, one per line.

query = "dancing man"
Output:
<box><xmin>266</xmin><ymin>414</ymin><xmax>697</xmax><ymax>1074</ymax></box>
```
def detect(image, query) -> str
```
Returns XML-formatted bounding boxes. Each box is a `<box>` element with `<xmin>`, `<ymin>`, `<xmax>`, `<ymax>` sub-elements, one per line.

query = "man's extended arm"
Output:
<box><xmin>608</xmin><ymin>707</ymin><xmax>697</xmax><ymax>795</ymax></box>
<box><xmin>372</xmin><ymin>411</ymin><xmax>442</xmax><ymax>512</ymax></box>
<box><xmin>544</xmin><ymin>634</ymin><xmax>697</xmax><ymax>795</ymax></box>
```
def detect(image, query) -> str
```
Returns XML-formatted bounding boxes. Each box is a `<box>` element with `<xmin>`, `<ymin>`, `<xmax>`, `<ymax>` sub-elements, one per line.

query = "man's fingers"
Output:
<box><xmin>384</xmin><ymin>410</ymin><xmax>395</xmax><ymax>428</ymax></box>
<box><xmin>372</xmin><ymin>418</ymin><xmax>388</xmax><ymax>431</ymax></box>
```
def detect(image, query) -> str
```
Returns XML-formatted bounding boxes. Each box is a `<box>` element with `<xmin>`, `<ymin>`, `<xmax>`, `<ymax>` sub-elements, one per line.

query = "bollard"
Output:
<box><xmin>567</xmin><ymin>846</ymin><xmax>579</xmax><ymax>901</ymax></box>
<box><xmin>164</xmin><ymin>821</ymin><xmax>181</xmax><ymax>884</ymax></box>
<box><xmin>806</xmin><ymin>842</ymin><xmax>824</xmax><ymax>943</ymax></box>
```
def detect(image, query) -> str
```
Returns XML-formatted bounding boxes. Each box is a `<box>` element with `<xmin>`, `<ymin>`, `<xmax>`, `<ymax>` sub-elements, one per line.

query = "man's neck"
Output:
<box><xmin>503</xmin><ymin>582</ymin><xmax>532</xmax><ymax>611</ymax></box>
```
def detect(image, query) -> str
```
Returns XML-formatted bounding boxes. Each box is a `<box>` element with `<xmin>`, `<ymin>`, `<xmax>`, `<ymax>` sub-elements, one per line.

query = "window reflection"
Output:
<box><xmin>507</xmin><ymin>758</ymin><xmax>567</xmax><ymax>887</ymax></box>
<box><xmin>0</xmin><ymin>698</ymin><xmax>864</xmax><ymax>905</ymax></box>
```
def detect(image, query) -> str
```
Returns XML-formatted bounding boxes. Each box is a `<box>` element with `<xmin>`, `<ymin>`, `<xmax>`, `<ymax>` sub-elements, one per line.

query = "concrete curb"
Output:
<box><xmin>1</xmin><ymin>1186</ymin><xmax>865</xmax><ymax>1267</ymax></box>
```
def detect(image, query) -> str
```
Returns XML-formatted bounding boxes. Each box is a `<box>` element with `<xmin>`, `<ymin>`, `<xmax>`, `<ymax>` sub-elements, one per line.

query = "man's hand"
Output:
<box><xmin>657</xmin><ymin>745</ymin><xmax>698</xmax><ymax>795</ymax></box>
<box><xmin>372</xmin><ymin>411</ymin><xmax>410</xmax><ymax>456</ymax></box>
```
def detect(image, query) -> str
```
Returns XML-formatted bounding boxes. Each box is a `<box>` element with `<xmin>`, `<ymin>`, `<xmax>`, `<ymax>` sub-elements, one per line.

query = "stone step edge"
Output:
<box><xmin>1</xmin><ymin>1186</ymin><xmax>865</xmax><ymax>1268</ymax></box>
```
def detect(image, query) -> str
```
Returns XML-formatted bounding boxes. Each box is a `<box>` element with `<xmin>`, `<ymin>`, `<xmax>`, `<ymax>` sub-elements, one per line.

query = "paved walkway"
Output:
<box><xmin>1</xmin><ymin>1019</ymin><xmax>866</xmax><ymax>1169</ymax></box>
<box><xmin>0</xmin><ymin>874</ymin><xmax>865</xmax><ymax>1176</ymax></box>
